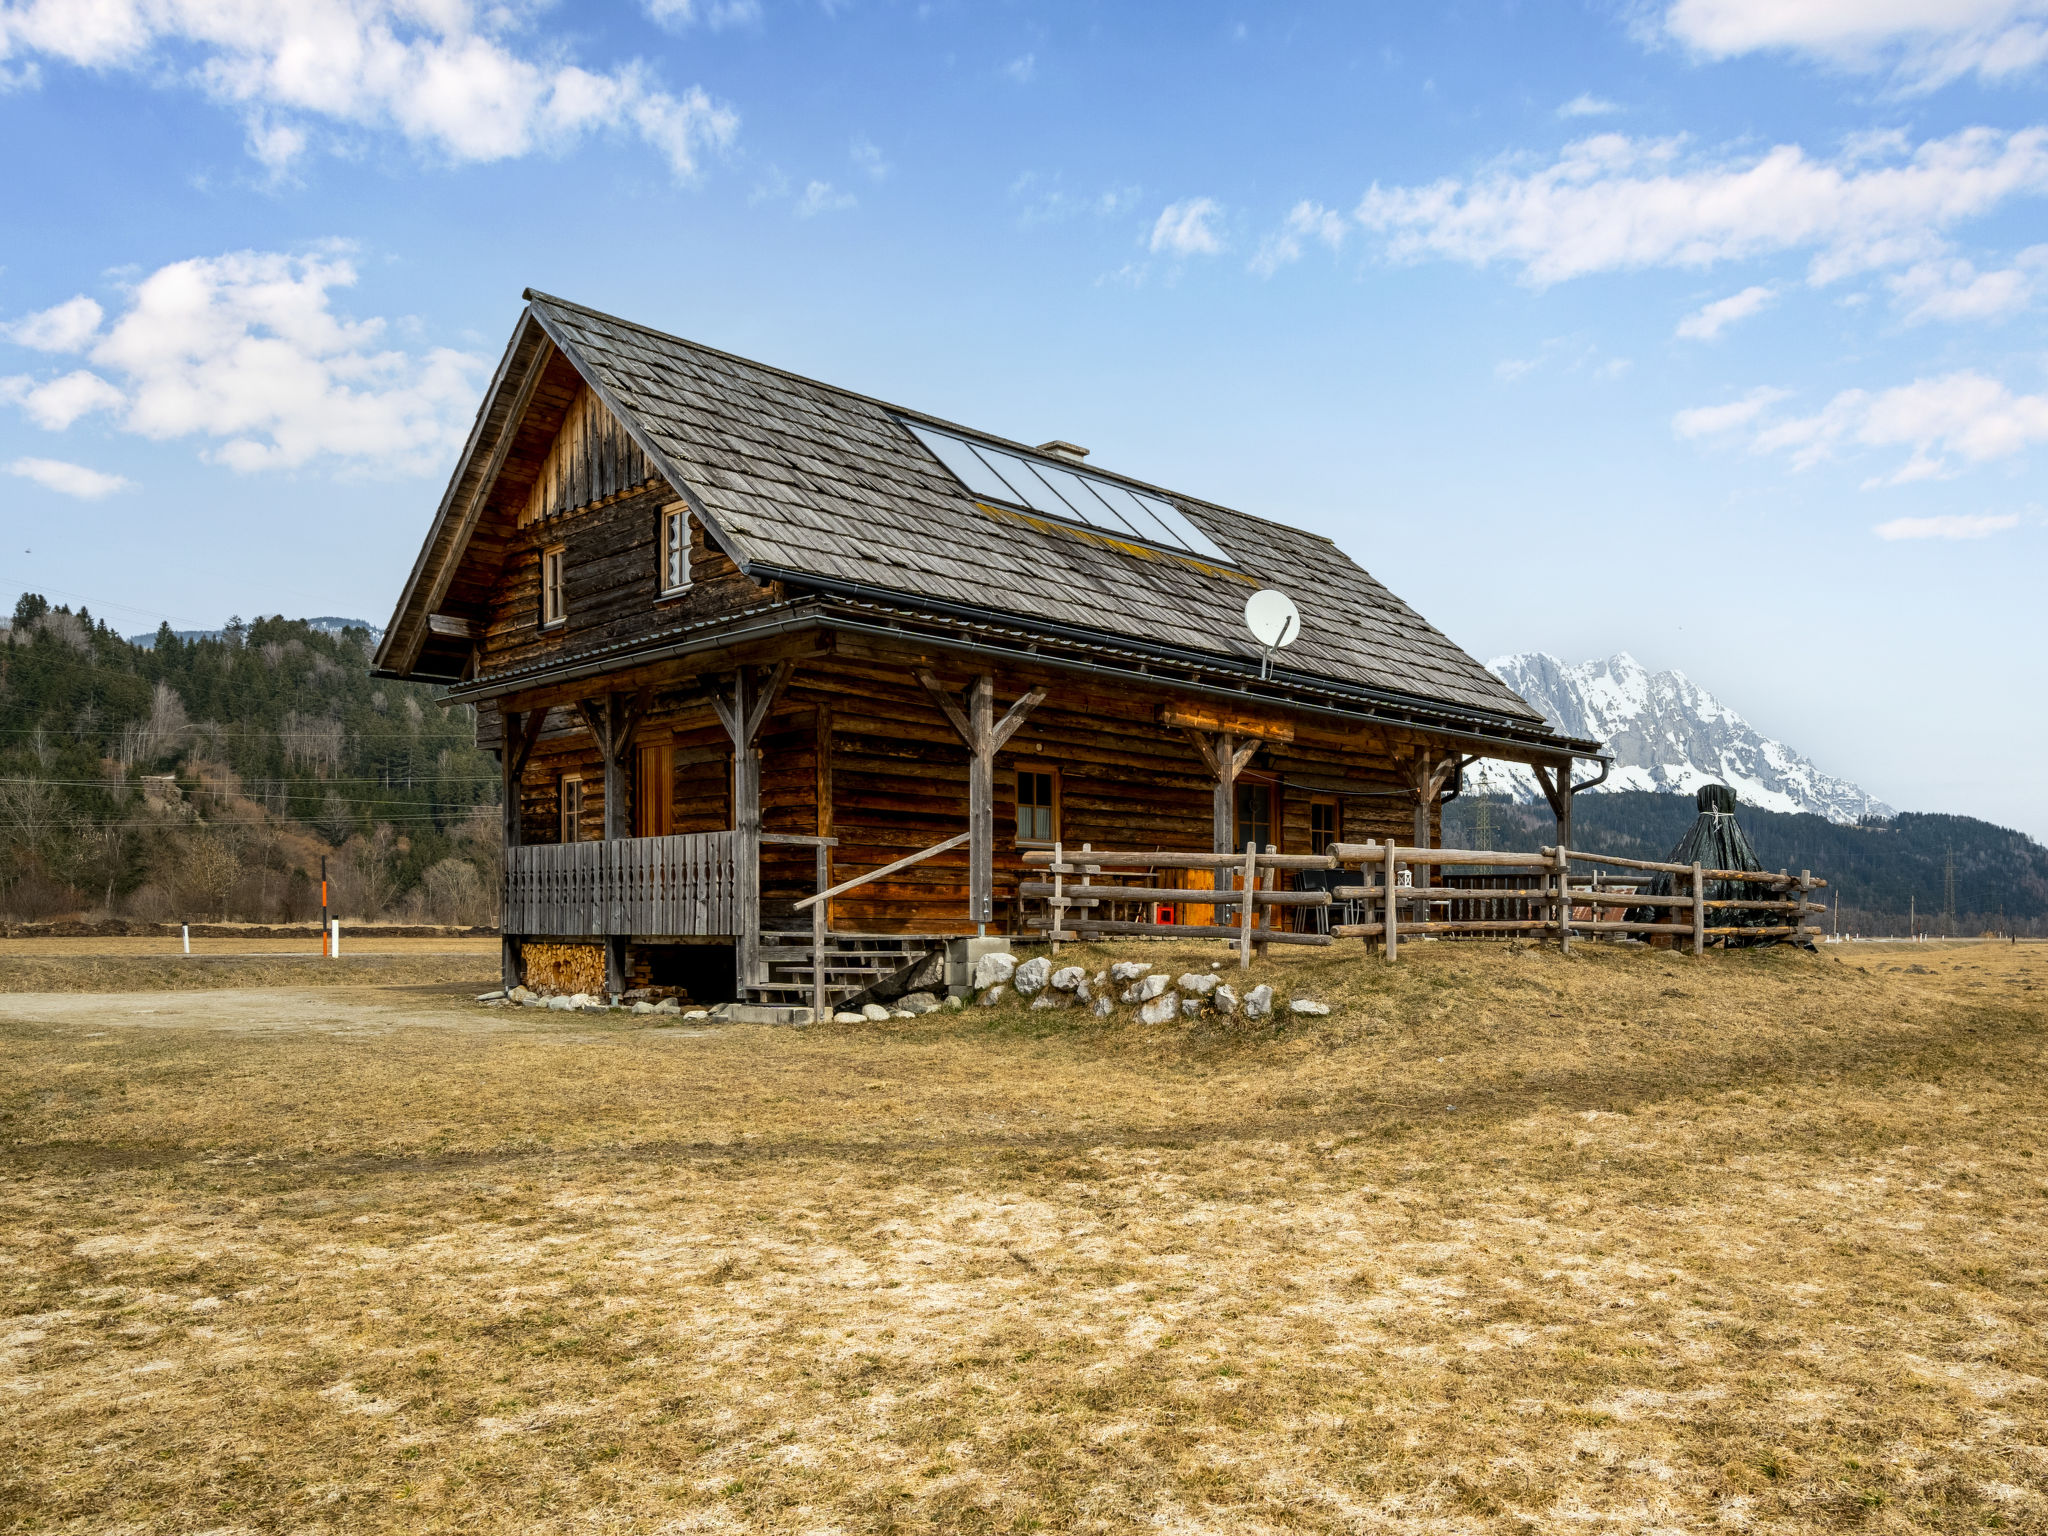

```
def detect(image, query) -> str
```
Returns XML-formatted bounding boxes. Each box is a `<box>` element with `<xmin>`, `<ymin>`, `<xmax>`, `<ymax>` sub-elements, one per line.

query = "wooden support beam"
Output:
<box><xmin>915</xmin><ymin>670</ymin><xmax>1047</xmax><ymax>930</ymax></box>
<box><xmin>496</xmin><ymin>703</ymin><xmax>549</xmax><ymax>993</ymax></box>
<box><xmin>1184</xmin><ymin>729</ymin><xmax>1262</xmax><ymax>856</ymax></box>
<box><xmin>1532</xmin><ymin>760</ymin><xmax>1576</xmax><ymax>851</ymax></box>
<box><xmin>574</xmin><ymin>687</ymin><xmax>653</xmax><ymax>842</ymax></box>
<box><xmin>711</xmin><ymin>660</ymin><xmax>794</xmax><ymax>988</ymax></box>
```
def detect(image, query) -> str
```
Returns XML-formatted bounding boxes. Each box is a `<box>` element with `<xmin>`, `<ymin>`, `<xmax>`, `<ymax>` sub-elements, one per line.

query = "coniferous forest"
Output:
<box><xmin>0</xmin><ymin>594</ymin><xmax>499</xmax><ymax>926</ymax></box>
<box><xmin>1443</xmin><ymin>790</ymin><xmax>2048</xmax><ymax>937</ymax></box>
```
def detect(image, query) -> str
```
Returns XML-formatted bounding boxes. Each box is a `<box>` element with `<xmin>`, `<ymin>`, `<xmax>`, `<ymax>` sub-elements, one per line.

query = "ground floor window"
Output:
<box><xmin>1235</xmin><ymin>781</ymin><xmax>1273</xmax><ymax>853</ymax></box>
<box><xmin>560</xmin><ymin>775</ymin><xmax>585</xmax><ymax>842</ymax></box>
<box><xmin>1017</xmin><ymin>768</ymin><xmax>1057</xmax><ymax>843</ymax></box>
<box><xmin>1311</xmin><ymin>796</ymin><xmax>1338</xmax><ymax>854</ymax></box>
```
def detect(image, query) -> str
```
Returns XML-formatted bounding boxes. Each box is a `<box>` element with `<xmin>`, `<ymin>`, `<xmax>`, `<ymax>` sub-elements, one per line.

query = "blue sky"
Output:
<box><xmin>2</xmin><ymin>0</ymin><xmax>2044</xmax><ymax>835</ymax></box>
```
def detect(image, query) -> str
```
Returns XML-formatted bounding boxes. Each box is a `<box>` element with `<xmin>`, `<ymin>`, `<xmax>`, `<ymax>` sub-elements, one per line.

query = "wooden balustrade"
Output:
<box><xmin>503</xmin><ymin>831</ymin><xmax>741</xmax><ymax>938</ymax></box>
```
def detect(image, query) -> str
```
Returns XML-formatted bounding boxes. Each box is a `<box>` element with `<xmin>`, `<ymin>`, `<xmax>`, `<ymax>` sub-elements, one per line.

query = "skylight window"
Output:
<box><xmin>902</xmin><ymin>420</ymin><xmax>1236</xmax><ymax>566</ymax></box>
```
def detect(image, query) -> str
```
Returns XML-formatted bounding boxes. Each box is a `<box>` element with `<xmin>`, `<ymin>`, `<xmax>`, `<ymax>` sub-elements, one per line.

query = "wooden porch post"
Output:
<box><xmin>1185</xmin><ymin>730</ymin><xmax>1262</xmax><ymax>855</ymax></box>
<box><xmin>1532</xmin><ymin>757</ymin><xmax>1576</xmax><ymax>854</ymax></box>
<box><xmin>1403</xmin><ymin>750</ymin><xmax>1460</xmax><ymax>930</ymax></box>
<box><xmin>712</xmin><ymin>660</ymin><xmax>793</xmax><ymax>991</ymax></box>
<box><xmin>575</xmin><ymin>688</ymin><xmax>651</xmax><ymax>997</ymax></box>
<box><xmin>916</xmin><ymin>671</ymin><xmax>1047</xmax><ymax>933</ymax></box>
<box><xmin>497</xmin><ymin>705</ymin><xmax>549</xmax><ymax>992</ymax></box>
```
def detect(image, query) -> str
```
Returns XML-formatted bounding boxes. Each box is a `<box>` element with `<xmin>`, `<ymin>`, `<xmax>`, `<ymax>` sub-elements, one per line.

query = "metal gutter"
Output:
<box><xmin>445</xmin><ymin>601</ymin><xmax>826</xmax><ymax>701</ymax></box>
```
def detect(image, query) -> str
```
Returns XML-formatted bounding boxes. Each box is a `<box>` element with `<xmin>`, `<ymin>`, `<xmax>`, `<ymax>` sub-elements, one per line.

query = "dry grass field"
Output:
<box><xmin>0</xmin><ymin>937</ymin><xmax>2043</xmax><ymax>1533</ymax></box>
<box><xmin>0</xmin><ymin>935</ymin><xmax>501</xmax><ymax>995</ymax></box>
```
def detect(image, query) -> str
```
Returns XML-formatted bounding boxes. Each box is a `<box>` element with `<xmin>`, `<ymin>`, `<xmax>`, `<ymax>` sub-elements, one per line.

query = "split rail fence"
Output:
<box><xmin>1021</xmin><ymin>839</ymin><xmax>1826</xmax><ymax>962</ymax></box>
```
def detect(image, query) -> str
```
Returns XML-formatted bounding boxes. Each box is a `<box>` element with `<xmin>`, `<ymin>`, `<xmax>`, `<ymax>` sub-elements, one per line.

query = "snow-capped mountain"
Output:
<box><xmin>1477</xmin><ymin>652</ymin><xmax>1892</xmax><ymax>825</ymax></box>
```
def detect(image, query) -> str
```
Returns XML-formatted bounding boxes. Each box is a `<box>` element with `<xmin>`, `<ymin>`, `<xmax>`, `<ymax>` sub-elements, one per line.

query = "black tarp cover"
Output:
<box><xmin>1634</xmin><ymin>785</ymin><xmax>1803</xmax><ymax>946</ymax></box>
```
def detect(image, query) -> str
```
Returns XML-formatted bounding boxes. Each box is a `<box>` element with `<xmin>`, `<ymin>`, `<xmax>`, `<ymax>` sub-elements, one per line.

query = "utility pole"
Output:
<box><xmin>1943</xmin><ymin>842</ymin><xmax>1956</xmax><ymax>939</ymax></box>
<box><xmin>1909</xmin><ymin>892</ymin><xmax>1916</xmax><ymax>941</ymax></box>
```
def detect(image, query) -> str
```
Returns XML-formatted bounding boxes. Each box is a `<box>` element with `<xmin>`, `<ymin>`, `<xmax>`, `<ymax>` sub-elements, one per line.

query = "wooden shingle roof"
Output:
<box><xmin>381</xmin><ymin>292</ymin><xmax>1553</xmax><ymax>733</ymax></box>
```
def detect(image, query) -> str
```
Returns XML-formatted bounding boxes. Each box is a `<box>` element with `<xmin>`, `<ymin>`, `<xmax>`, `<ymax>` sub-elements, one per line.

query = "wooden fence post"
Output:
<box><xmin>1255</xmin><ymin>843</ymin><xmax>1277</xmax><ymax>960</ymax></box>
<box><xmin>1384</xmin><ymin>841</ymin><xmax>1399</xmax><ymax>965</ymax></box>
<box><xmin>1237</xmin><ymin>840</ymin><xmax>1259</xmax><ymax>969</ymax></box>
<box><xmin>811</xmin><ymin>844</ymin><xmax>828</xmax><ymax>1021</ymax></box>
<box><xmin>1691</xmin><ymin>861</ymin><xmax>1705</xmax><ymax>956</ymax></box>
<box><xmin>1556</xmin><ymin>846</ymin><xmax>1573</xmax><ymax>954</ymax></box>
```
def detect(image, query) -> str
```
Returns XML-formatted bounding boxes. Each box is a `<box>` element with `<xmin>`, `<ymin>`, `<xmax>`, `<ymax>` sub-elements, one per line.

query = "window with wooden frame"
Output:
<box><xmin>1015</xmin><ymin>767</ymin><xmax>1059</xmax><ymax>845</ymax></box>
<box><xmin>540</xmin><ymin>544</ymin><xmax>567</xmax><ymax>628</ymax></box>
<box><xmin>1234</xmin><ymin>780</ymin><xmax>1274</xmax><ymax>853</ymax></box>
<box><xmin>1310</xmin><ymin>796</ymin><xmax>1339</xmax><ymax>855</ymax></box>
<box><xmin>559</xmin><ymin>774</ymin><xmax>585</xmax><ymax>842</ymax></box>
<box><xmin>635</xmin><ymin>739</ymin><xmax>674</xmax><ymax>838</ymax></box>
<box><xmin>658</xmin><ymin>501</ymin><xmax>691</xmax><ymax>596</ymax></box>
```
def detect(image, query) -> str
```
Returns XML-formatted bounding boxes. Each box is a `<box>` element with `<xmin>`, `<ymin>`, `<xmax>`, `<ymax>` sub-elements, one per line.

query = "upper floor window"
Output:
<box><xmin>660</xmin><ymin>502</ymin><xmax>691</xmax><ymax>595</ymax></box>
<box><xmin>540</xmin><ymin>545</ymin><xmax>567</xmax><ymax>628</ymax></box>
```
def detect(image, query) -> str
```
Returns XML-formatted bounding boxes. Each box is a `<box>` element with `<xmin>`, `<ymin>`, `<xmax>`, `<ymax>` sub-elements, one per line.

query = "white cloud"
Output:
<box><xmin>1005</xmin><ymin>52</ymin><xmax>1035</xmax><ymax>84</ymax></box>
<box><xmin>1249</xmin><ymin>200</ymin><xmax>1347</xmax><ymax>276</ymax></box>
<box><xmin>1874</xmin><ymin>511</ymin><xmax>2021</xmax><ymax>540</ymax></box>
<box><xmin>795</xmin><ymin>179</ymin><xmax>854</xmax><ymax>217</ymax></box>
<box><xmin>0</xmin><ymin>0</ymin><xmax>739</xmax><ymax>178</ymax></box>
<box><xmin>6</xmin><ymin>456</ymin><xmax>132</xmax><ymax>498</ymax></box>
<box><xmin>1676</xmin><ymin>284</ymin><xmax>1776</xmax><ymax>339</ymax></box>
<box><xmin>1672</xmin><ymin>384</ymin><xmax>1791</xmax><ymax>437</ymax></box>
<box><xmin>4</xmin><ymin>295</ymin><xmax>103</xmax><ymax>350</ymax></box>
<box><xmin>1663</xmin><ymin>0</ymin><xmax>2048</xmax><ymax>87</ymax></box>
<box><xmin>1150</xmin><ymin>197</ymin><xmax>1225</xmax><ymax>258</ymax></box>
<box><xmin>1558</xmin><ymin>93</ymin><xmax>1620</xmax><ymax>118</ymax></box>
<box><xmin>1010</xmin><ymin>173</ymin><xmax>1142</xmax><ymax>227</ymax></box>
<box><xmin>1887</xmin><ymin>247</ymin><xmax>2048</xmax><ymax>322</ymax></box>
<box><xmin>1355</xmin><ymin>127</ymin><xmax>2048</xmax><ymax>287</ymax></box>
<box><xmin>0</xmin><ymin>368</ymin><xmax>125</xmax><ymax>428</ymax></box>
<box><xmin>1716</xmin><ymin>372</ymin><xmax>2048</xmax><ymax>482</ymax></box>
<box><xmin>0</xmin><ymin>248</ymin><xmax>484</xmax><ymax>474</ymax></box>
<box><xmin>646</xmin><ymin>0</ymin><xmax>762</xmax><ymax>30</ymax></box>
<box><xmin>850</xmin><ymin>136</ymin><xmax>889</xmax><ymax>181</ymax></box>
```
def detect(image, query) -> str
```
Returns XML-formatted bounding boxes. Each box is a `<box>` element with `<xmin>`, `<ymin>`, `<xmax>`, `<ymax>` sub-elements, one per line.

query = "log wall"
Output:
<box><xmin>493</xmin><ymin>642</ymin><xmax>1445</xmax><ymax>938</ymax></box>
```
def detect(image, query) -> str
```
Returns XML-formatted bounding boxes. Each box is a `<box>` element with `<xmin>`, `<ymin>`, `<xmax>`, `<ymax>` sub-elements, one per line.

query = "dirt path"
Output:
<box><xmin>0</xmin><ymin>985</ymin><xmax>501</xmax><ymax>1033</ymax></box>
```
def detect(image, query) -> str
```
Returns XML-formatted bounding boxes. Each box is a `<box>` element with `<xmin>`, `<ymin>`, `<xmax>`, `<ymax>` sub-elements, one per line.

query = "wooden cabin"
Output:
<box><xmin>375</xmin><ymin>291</ymin><xmax>1602</xmax><ymax>1011</ymax></box>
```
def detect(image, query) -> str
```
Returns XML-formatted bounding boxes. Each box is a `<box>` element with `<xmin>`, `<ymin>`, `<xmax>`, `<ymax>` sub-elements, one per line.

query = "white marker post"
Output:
<box><xmin>181</xmin><ymin>923</ymin><xmax>190</xmax><ymax>955</ymax></box>
<box><xmin>329</xmin><ymin>918</ymin><xmax>341</xmax><ymax>958</ymax></box>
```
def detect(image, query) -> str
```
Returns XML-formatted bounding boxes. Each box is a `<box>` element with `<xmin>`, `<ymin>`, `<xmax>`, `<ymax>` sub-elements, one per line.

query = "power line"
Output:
<box><xmin>1</xmin><ymin>775</ymin><xmax>501</xmax><ymax>788</ymax></box>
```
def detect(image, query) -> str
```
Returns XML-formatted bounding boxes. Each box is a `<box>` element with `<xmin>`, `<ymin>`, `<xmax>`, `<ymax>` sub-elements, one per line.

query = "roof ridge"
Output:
<box><xmin>520</xmin><ymin>287</ymin><xmax>1337</xmax><ymax>547</ymax></box>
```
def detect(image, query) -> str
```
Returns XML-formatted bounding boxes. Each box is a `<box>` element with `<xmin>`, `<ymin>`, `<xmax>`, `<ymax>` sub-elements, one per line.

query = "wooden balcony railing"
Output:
<box><xmin>504</xmin><ymin>831</ymin><xmax>741</xmax><ymax>937</ymax></box>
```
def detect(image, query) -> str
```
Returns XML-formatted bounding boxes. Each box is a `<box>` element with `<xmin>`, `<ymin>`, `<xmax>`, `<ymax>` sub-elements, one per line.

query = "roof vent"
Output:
<box><xmin>1036</xmin><ymin>440</ymin><xmax>1089</xmax><ymax>463</ymax></box>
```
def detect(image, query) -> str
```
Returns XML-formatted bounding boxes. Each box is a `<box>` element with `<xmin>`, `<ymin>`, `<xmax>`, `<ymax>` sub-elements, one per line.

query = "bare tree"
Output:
<box><xmin>181</xmin><ymin>834</ymin><xmax>245</xmax><ymax>920</ymax></box>
<box><xmin>118</xmin><ymin>682</ymin><xmax>190</xmax><ymax>769</ymax></box>
<box><xmin>422</xmin><ymin>858</ymin><xmax>487</xmax><ymax>926</ymax></box>
<box><xmin>0</xmin><ymin>777</ymin><xmax>71</xmax><ymax>865</ymax></box>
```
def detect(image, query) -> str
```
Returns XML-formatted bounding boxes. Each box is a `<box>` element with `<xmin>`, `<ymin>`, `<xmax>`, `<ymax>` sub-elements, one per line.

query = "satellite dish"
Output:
<box><xmin>1244</xmin><ymin>589</ymin><xmax>1300</xmax><ymax>678</ymax></box>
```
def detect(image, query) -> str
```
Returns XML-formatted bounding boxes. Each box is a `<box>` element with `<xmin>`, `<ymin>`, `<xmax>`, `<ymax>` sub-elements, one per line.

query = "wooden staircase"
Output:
<box><xmin>740</xmin><ymin>931</ymin><xmax>951</xmax><ymax>1017</ymax></box>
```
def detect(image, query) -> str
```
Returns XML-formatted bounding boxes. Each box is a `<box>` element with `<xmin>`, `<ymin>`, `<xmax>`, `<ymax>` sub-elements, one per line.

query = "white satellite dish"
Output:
<box><xmin>1244</xmin><ymin>589</ymin><xmax>1300</xmax><ymax>678</ymax></box>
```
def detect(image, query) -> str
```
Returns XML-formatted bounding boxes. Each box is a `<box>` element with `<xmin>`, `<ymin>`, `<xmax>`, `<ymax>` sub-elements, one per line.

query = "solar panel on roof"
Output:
<box><xmin>1131</xmin><ymin>491</ymin><xmax>1233</xmax><ymax>565</ymax></box>
<box><xmin>900</xmin><ymin>419</ymin><xmax>1238</xmax><ymax>566</ymax></box>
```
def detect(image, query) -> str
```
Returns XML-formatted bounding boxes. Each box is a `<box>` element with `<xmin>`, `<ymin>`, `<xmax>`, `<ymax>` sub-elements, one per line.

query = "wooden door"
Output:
<box><xmin>635</xmin><ymin>740</ymin><xmax>674</xmax><ymax>838</ymax></box>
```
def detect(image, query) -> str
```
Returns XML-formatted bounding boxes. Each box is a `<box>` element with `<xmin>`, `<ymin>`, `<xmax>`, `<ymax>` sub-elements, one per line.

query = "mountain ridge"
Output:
<box><xmin>1477</xmin><ymin>652</ymin><xmax>1891</xmax><ymax>826</ymax></box>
